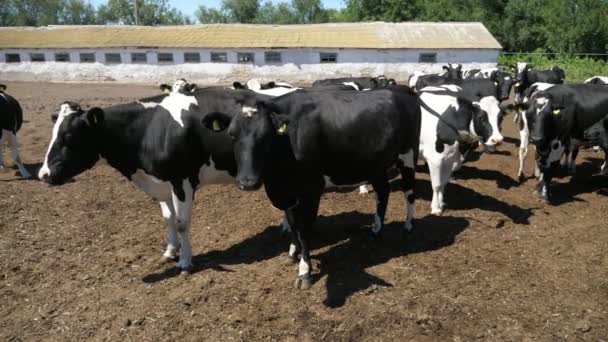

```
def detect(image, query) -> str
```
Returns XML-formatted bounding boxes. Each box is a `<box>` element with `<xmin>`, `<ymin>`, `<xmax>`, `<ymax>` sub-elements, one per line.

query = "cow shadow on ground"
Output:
<box><xmin>453</xmin><ymin>165</ymin><xmax>519</xmax><ymax>190</ymax></box>
<box><xmin>143</xmin><ymin>211</ymin><xmax>468</xmax><ymax>307</ymax></box>
<box><xmin>390</xmin><ymin>178</ymin><xmax>533</xmax><ymax>225</ymax></box>
<box><xmin>315</xmin><ymin>214</ymin><xmax>468</xmax><ymax>308</ymax></box>
<box><xmin>546</xmin><ymin>157</ymin><xmax>608</xmax><ymax>206</ymax></box>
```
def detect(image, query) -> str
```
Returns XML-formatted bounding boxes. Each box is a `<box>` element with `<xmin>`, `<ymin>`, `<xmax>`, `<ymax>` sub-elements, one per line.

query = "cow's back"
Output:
<box><xmin>0</xmin><ymin>92</ymin><xmax>23</xmax><ymax>133</ymax></box>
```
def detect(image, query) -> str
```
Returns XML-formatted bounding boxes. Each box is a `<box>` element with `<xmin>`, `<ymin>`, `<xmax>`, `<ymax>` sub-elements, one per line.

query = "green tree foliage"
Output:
<box><xmin>97</xmin><ymin>0</ymin><xmax>190</xmax><ymax>25</ymax></box>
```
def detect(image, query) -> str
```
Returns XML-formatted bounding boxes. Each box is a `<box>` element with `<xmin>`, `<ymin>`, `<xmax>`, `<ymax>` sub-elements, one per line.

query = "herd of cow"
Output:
<box><xmin>1</xmin><ymin>63</ymin><xmax>607</xmax><ymax>290</ymax></box>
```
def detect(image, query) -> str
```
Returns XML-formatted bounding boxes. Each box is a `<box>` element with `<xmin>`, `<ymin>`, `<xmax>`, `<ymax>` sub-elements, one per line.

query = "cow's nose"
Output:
<box><xmin>236</xmin><ymin>177</ymin><xmax>261</xmax><ymax>191</ymax></box>
<box><xmin>530</xmin><ymin>136</ymin><xmax>543</xmax><ymax>144</ymax></box>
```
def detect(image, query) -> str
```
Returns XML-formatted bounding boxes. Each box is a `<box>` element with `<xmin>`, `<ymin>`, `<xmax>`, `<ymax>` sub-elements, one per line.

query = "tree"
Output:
<box><xmin>255</xmin><ymin>1</ymin><xmax>294</xmax><ymax>24</ymax></box>
<box><xmin>222</xmin><ymin>0</ymin><xmax>259</xmax><ymax>23</ymax></box>
<box><xmin>97</xmin><ymin>0</ymin><xmax>189</xmax><ymax>25</ymax></box>
<box><xmin>291</xmin><ymin>0</ymin><xmax>325</xmax><ymax>23</ymax></box>
<box><xmin>60</xmin><ymin>0</ymin><xmax>97</xmax><ymax>24</ymax></box>
<box><xmin>195</xmin><ymin>6</ymin><xmax>229</xmax><ymax>23</ymax></box>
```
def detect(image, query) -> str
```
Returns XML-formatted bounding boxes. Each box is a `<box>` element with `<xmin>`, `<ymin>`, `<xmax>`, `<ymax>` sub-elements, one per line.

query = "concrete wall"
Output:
<box><xmin>0</xmin><ymin>47</ymin><xmax>500</xmax><ymax>84</ymax></box>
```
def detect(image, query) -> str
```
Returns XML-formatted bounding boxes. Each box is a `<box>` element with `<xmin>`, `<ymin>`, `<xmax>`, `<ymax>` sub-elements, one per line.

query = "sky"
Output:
<box><xmin>91</xmin><ymin>0</ymin><xmax>345</xmax><ymax>21</ymax></box>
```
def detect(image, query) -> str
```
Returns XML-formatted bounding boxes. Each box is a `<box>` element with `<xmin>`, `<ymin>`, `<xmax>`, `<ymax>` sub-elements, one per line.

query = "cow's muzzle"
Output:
<box><xmin>236</xmin><ymin>178</ymin><xmax>262</xmax><ymax>191</ymax></box>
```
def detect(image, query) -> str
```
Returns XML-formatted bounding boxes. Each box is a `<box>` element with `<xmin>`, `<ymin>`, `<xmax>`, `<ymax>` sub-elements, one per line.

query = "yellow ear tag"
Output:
<box><xmin>277</xmin><ymin>122</ymin><xmax>288</xmax><ymax>134</ymax></box>
<box><xmin>163</xmin><ymin>88</ymin><xmax>171</xmax><ymax>94</ymax></box>
<box><xmin>514</xmin><ymin>82</ymin><xmax>520</xmax><ymax>87</ymax></box>
<box><xmin>553</xmin><ymin>109</ymin><xmax>561</xmax><ymax>115</ymax></box>
<box><xmin>212</xmin><ymin>120</ymin><xmax>221</xmax><ymax>131</ymax></box>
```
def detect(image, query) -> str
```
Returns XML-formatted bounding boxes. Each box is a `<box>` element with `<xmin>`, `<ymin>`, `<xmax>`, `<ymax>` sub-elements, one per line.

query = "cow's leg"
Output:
<box><xmin>0</xmin><ymin>130</ymin><xmax>5</xmax><ymax>169</ymax></box>
<box><xmin>518</xmin><ymin>127</ymin><xmax>529</xmax><ymax>181</ymax></box>
<box><xmin>428</xmin><ymin>157</ymin><xmax>444</xmax><ymax>215</ymax></box>
<box><xmin>601</xmin><ymin>152</ymin><xmax>608</xmax><ymax>175</ymax></box>
<box><xmin>358</xmin><ymin>184</ymin><xmax>372</xmax><ymax>194</ymax></box>
<box><xmin>171</xmin><ymin>179</ymin><xmax>194</xmax><ymax>273</ymax></box>
<box><xmin>567</xmin><ymin>146</ymin><xmax>579</xmax><ymax>175</ymax></box>
<box><xmin>280</xmin><ymin>214</ymin><xmax>291</xmax><ymax>234</ymax></box>
<box><xmin>439</xmin><ymin>159</ymin><xmax>454</xmax><ymax>211</ymax></box>
<box><xmin>369</xmin><ymin>175</ymin><xmax>390</xmax><ymax>237</ymax></box>
<box><xmin>159</xmin><ymin>200</ymin><xmax>180</xmax><ymax>262</ymax></box>
<box><xmin>7</xmin><ymin>132</ymin><xmax>30</xmax><ymax>178</ymax></box>
<box><xmin>397</xmin><ymin>148</ymin><xmax>416</xmax><ymax>232</ymax></box>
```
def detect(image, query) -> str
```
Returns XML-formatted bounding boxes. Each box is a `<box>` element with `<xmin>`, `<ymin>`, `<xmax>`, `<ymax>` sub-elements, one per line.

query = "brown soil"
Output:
<box><xmin>1</xmin><ymin>81</ymin><xmax>607</xmax><ymax>341</ymax></box>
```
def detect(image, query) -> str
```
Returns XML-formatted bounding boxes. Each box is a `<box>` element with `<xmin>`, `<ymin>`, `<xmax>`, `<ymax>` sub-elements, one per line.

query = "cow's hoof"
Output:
<box><xmin>431</xmin><ymin>209</ymin><xmax>443</xmax><ymax>215</ymax></box>
<box><xmin>179</xmin><ymin>267</ymin><xmax>193</xmax><ymax>276</ymax></box>
<box><xmin>285</xmin><ymin>254</ymin><xmax>298</xmax><ymax>264</ymax></box>
<box><xmin>368</xmin><ymin>228</ymin><xmax>382</xmax><ymax>240</ymax></box>
<box><xmin>294</xmin><ymin>275</ymin><xmax>312</xmax><ymax>290</ymax></box>
<box><xmin>160</xmin><ymin>255</ymin><xmax>176</xmax><ymax>263</ymax></box>
<box><xmin>404</xmin><ymin>221</ymin><xmax>414</xmax><ymax>233</ymax></box>
<box><xmin>517</xmin><ymin>173</ymin><xmax>526</xmax><ymax>183</ymax></box>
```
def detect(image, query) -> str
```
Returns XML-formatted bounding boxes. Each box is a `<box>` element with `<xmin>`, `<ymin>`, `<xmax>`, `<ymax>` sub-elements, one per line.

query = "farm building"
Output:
<box><xmin>0</xmin><ymin>22</ymin><xmax>502</xmax><ymax>84</ymax></box>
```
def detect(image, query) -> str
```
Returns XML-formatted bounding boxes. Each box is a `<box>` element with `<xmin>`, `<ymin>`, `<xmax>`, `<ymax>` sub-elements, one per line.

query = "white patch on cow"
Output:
<box><xmin>160</xmin><ymin>201</ymin><xmax>179</xmax><ymax>259</ymax></box>
<box><xmin>342</xmin><ymin>82</ymin><xmax>360</xmax><ymax>91</ymax></box>
<box><xmin>171</xmin><ymin>79</ymin><xmax>188</xmax><ymax>93</ymax></box>
<box><xmin>601</xmin><ymin>160</ymin><xmax>607</xmax><ymax>174</ymax></box>
<box><xmin>409</xmin><ymin>71</ymin><xmax>425</xmax><ymax>88</ymax></box>
<box><xmin>404</xmin><ymin>189</ymin><xmax>415</xmax><ymax>231</ymax></box>
<box><xmin>172</xmin><ymin>179</ymin><xmax>194</xmax><ymax>271</ymax></box>
<box><xmin>358</xmin><ymin>184</ymin><xmax>372</xmax><ymax>194</ymax></box>
<box><xmin>130</xmin><ymin>169</ymin><xmax>173</xmax><ymax>201</ymax></box>
<box><xmin>478</xmin><ymin>96</ymin><xmax>503</xmax><ymax>145</ymax></box>
<box><xmin>518</xmin><ymin>114</ymin><xmax>529</xmax><ymax>179</ymax></box>
<box><xmin>246</xmin><ymin>79</ymin><xmax>262</xmax><ymax>91</ymax></box>
<box><xmin>517</xmin><ymin>62</ymin><xmax>528</xmax><ymax>75</ymax></box>
<box><xmin>273</xmin><ymin>81</ymin><xmax>294</xmax><ymax>88</ymax></box>
<box><xmin>198</xmin><ymin>158</ymin><xmax>233</xmax><ymax>185</ymax></box>
<box><xmin>242</xmin><ymin>105</ymin><xmax>258</xmax><ymax>117</ymax></box>
<box><xmin>137</xmin><ymin>101</ymin><xmax>159</xmax><ymax>109</ymax></box>
<box><xmin>535</xmin><ymin>97</ymin><xmax>549</xmax><ymax>116</ymax></box>
<box><xmin>298</xmin><ymin>257</ymin><xmax>310</xmax><ymax>276</ymax></box>
<box><xmin>584</xmin><ymin>76</ymin><xmax>608</xmax><ymax>84</ymax></box>
<box><xmin>439</xmin><ymin>84</ymin><xmax>462</xmax><ymax>92</ymax></box>
<box><xmin>158</xmin><ymin>92</ymin><xmax>197</xmax><ymax>127</ymax></box>
<box><xmin>288</xmin><ymin>243</ymin><xmax>297</xmax><ymax>258</ymax></box>
<box><xmin>38</xmin><ymin>103</ymin><xmax>78</xmax><ymax>180</ymax></box>
<box><xmin>251</xmin><ymin>87</ymin><xmax>300</xmax><ymax>97</ymax></box>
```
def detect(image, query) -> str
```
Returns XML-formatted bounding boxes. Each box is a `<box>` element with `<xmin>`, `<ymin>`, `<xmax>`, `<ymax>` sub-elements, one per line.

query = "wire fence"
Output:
<box><xmin>501</xmin><ymin>52</ymin><xmax>608</xmax><ymax>60</ymax></box>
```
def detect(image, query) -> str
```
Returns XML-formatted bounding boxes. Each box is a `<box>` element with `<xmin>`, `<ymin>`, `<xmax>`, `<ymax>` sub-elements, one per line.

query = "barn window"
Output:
<box><xmin>211</xmin><ymin>52</ymin><xmax>227</xmax><ymax>63</ymax></box>
<box><xmin>131</xmin><ymin>53</ymin><xmax>147</xmax><ymax>64</ymax></box>
<box><xmin>264</xmin><ymin>51</ymin><xmax>282</xmax><ymax>63</ymax></box>
<box><xmin>5</xmin><ymin>54</ymin><xmax>20</xmax><ymax>63</ymax></box>
<box><xmin>105</xmin><ymin>53</ymin><xmax>121</xmax><ymax>64</ymax></box>
<box><xmin>320</xmin><ymin>53</ymin><xmax>337</xmax><ymax>63</ymax></box>
<box><xmin>79</xmin><ymin>53</ymin><xmax>96</xmax><ymax>63</ymax></box>
<box><xmin>238</xmin><ymin>53</ymin><xmax>255</xmax><ymax>64</ymax></box>
<box><xmin>184</xmin><ymin>52</ymin><xmax>200</xmax><ymax>63</ymax></box>
<box><xmin>158</xmin><ymin>53</ymin><xmax>174</xmax><ymax>63</ymax></box>
<box><xmin>419</xmin><ymin>53</ymin><xmax>437</xmax><ymax>63</ymax></box>
<box><xmin>55</xmin><ymin>53</ymin><xmax>71</xmax><ymax>62</ymax></box>
<box><xmin>30</xmin><ymin>53</ymin><xmax>45</xmax><ymax>62</ymax></box>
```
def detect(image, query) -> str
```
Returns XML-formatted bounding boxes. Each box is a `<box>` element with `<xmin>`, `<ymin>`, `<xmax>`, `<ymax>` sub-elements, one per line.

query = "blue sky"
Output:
<box><xmin>91</xmin><ymin>0</ymin><xmax>345</xmax><ymax>21</ymax></box>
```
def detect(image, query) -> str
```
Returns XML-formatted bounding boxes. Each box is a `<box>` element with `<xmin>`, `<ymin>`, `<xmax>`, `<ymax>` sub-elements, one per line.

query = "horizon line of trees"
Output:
<box><xmin>1</xmin><ymin>0</ymin><xmax>607</xmax><ymax>54</ymax></box>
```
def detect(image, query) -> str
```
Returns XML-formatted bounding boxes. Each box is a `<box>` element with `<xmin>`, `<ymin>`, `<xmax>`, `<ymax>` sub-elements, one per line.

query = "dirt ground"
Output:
<box><xmin>0</xmin><ymin>81</ymin><xmax>607</xmax><ymax>342</ymax></box>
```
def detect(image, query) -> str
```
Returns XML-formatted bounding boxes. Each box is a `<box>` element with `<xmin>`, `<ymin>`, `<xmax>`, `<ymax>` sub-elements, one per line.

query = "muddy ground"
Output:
<box><xmin>0</xmin><ymin>81</ymin><xmax>607</xmax><ymax>341</ymax></box>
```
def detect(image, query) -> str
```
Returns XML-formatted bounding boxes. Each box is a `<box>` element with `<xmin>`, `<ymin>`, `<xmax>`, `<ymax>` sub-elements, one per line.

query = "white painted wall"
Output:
<box><xmin>0</xmin><ymin>47</ymin><xmax>499</xmax><ymax>84</ymax></box>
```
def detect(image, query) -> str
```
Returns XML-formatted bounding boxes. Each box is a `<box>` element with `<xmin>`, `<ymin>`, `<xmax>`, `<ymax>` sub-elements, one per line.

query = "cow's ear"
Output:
<box><xmin>159</xmin><ymin>84</ymin><xmax>171</xmax><ymax>93</ymax></box>
<box><xmin>499</xmin><ymin>102</ymin><xmax>516</xmax><ymax>113</ymax></box>
<box><xmin>270</xmin><ymin>113</ymin><xmax>290</xmax><ymax>135</ymax></box>
<box><xmin>85</xmin><ymin>107</ymin><xmax>104</xmax><ymax>127</ymax></box>
<box><xmin>202</xmin><ymin>112</ymin><xmax>231</xmax><ymax>132</ymax></box>
<box><xmin>370</xmin><ymin>79</ymin><xmax>378</xmax><ymax>87</ymax></box>
<box><xmin>51</xmin><ymin>113</ymin><xmax>58</xmax><ymax>123</ymax></box>
<box><xmin>442</xmin><ymin>66</ymin><xmax>449</xmax><ymax>71</ymax></box>
<box><xmin>187</xmin><ymin>83</ymin><xmax>198</xmax><ymax>92</ymax></box>
<box><xmin>233</xmin><ymin>82</ymin><xmax>244</xmax><ymax>89</ymax></box>
<box><xmin>388</xmin><ymin>79</ymin><xmax>397</xmax><ymax>85</ymax></box>
<box><xmin>266</xmin><ymin>81</ymin><xmax>276</xmax><ymax>88</ymax></box>
<box><xmin>0</xmin><ymin>84</ymin><xmax>6</xmax><ymax>91</ymax></box>
<box><xmin>457</xmin><ymin>64</ymin><xmax>462</xmax><ymax>70</ymax></box>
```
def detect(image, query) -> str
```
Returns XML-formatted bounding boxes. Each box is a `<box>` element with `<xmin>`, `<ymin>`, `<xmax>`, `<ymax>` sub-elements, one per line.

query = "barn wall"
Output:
<box><xmin>0</xmin><ymin>48</ymin><xmax>499</xmax><ymax>84</ymax></box>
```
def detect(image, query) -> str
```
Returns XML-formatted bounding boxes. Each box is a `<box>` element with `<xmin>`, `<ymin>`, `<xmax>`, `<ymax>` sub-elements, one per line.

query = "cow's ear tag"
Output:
<box><xmin>212</xmin><ymin>120</ymin><xmax>222</xmax><ymax>131</ymax></box>
<box><xmin>514</xmin><ymin>82</ymin><xmax>520</xmax><ymax>87</ymax></box>
<box><xmin>552</xmin><ymin>109</ymin><xmax>561</xmax><ymax>115</ymax></box>
<box><xmin>163</xmin><ymin>88</ymin><xmax>171</xmax><ymax>94</ymax></box>
<box><xmin>277</xmin><ymin>122</ymin><xmax>288</xmax><ymax>135</ymax></box>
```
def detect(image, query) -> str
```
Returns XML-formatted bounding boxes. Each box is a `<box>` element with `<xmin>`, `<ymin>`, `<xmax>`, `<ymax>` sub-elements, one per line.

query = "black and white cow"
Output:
<box><xmin>461</xmin><ymin>67</ymin><xmax>500</xmax><ymax>80</ymax></box>
<box><xmin>159</xmin><ymin>78</ymin><xmax>198</xmax><ymax>94</ymax></box>
<box><xmin>584</xmin><ymin>76</ymin><xmax>608</xmax><ymax>85</ymax></box>
<box><xmin>203</xmin><ymin>86</ymin><xmax>421</xmax><ymax>289</ymax></box>
<box><xmin>232</xmin><ymin>79</ymin><xmax>296</xmax><ymax>92</ymax></box>
<box><xmin>38</xmin><ymin>88</ymin><xmax>272</xmax><ymax>273</ymax></box>
<box><xmin>514</xmin><ymin>63</ymin><xmax>565</xmax><ymax>104</ymax></box>
<box><xmin>0</xmin><ymin>84</ymin><xmax>31</xmax><ymax>178</ymax></box>
<box><xmin>418</xmin><ymin>87</ymin><xmax>494</xmax><ymax>214</ymax></box>
<box><xmin>311</xmin><ymin>75</ymin><xmax>396</xmax><ymax>90</ymax></box>
<box><xmin>524</xmin><ymin>84</ymin><xmax>608</xmax><ymax>201</ymax></box>
<box><xmin>409</xmin><ymin>64</ymin><xmax>463</xmax><ymax>90</ymax></box>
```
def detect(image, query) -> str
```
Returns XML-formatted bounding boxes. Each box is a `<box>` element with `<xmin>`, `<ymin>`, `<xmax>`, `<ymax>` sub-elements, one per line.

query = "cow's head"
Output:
<box><xmin>493</xmin><ymin>71</ymin><xmax>514</xmax><ymax>101</ymax></box>
<box><xmin>515</xmin><ymin>63</ymin><xmax>531</xmax><ymax>88</ymax></box>
<box><xmin>467</xmin><ymin>100</ymin><xmax>495</xmax><ymax>149</ymax></box>
<box><xmin>38</xmin><ymin>102</ymin><xmax>103</xmax><ymax>185</ymax></box>
<box><xmin>0</xmin><ymin>84</ymin><xmax>6</xmax><ymax>92</ymax></box>
<box><xmin>525</xmin><ymin>94</ymin><xmax>569</xmax><ymax>154</ymax></box>
<box><xmin>477</xmin><ymin>96</ymin><xmax>505</xmax><ymax>149</ymax></box>
<box><xmin>443</xmin><ymin>64</ymin><xmax>463</xmax><ymax>79</ymax></box>
<box><xmin>551</xmin><ymin>66</ymin><xmax>566</xmax><ymax>83</ymax></box>
<box><xmin>376</xmin><ymin>75</ymin><xmax>397</xmax><ymax>87</ymax></box>
<box><xmin>202</xmin><ymin>101</ymin><xmax>285</xmax><ymax>191</ymax></box>
<box><xmin>159</xmin><ymin>79</ymin><xmax>197</xmax><ymax>94</ymax></box>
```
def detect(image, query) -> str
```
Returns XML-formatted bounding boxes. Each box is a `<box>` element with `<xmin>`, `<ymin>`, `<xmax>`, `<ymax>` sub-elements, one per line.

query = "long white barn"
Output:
<box><xmin>0</xmin><ymin>22</ymin><xmax>502</xmax><ymax>84</ymax></box>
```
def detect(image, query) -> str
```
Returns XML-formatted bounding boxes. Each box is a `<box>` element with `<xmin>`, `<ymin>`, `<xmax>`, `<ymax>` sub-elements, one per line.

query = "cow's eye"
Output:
<box><xmin>552</xmin><ymin>142</ymin><xmax>560</xmax><ymax>150</ymax></box>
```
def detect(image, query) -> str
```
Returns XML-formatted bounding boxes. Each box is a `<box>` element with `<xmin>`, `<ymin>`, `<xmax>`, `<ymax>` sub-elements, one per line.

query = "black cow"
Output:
<box><xmin>0</xmin><ymin>84</ymin><xmax>31</xmax><ymax>178</ymax></box>
<box><xmin>38</xmin><ymin>88</ymin><xmax>272</xmax><ymax>273</ymax></box>
<box><xmin>524</xmin><ymin>84</ymin><xmax>608</xmax><ymax>201</ymax></box>
<box><xmin>203</xmin><ymin>86</ymin><xmax>421</xmax><ymax>289</ymax></box>
<box><xmin>410</xmin><ymin>64</ymin><xmax>463</xmax><ymax>90</ymax></box>
<box><xmin>312</xmin><ymin>75</ymin><xmax>396</xmax><ymax>90</ymax></box>
<box><xmin>514</xmin><ymin>63</ymin><xmax>565</xmax><ymax>104</ymax></box>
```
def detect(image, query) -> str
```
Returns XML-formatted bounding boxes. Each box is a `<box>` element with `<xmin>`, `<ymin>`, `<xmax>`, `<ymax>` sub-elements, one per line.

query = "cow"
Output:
<box><xmin>202</xmin><ymin>86</ymin><xmax>421</xmax><ymax>289</ymax></box>
<box><xmin>232</xmin><ymin>79</ymin><xmax>295</xmax><ymax>91</ymax></box>
<box><xmin>409</xmin><ymin>63</ymin><xmax>463</xmax><ymax>90</ymax></box>
<box><xmin>417</xmin><ymin>87</ymin><xmax>494</xmax><ymax>214</ymax></box>
<box><xmin>159</xmin><ymin>78</ymin><xmax>198</xmax><ymax>94</ymax></box>
<box><xmin>38</xmin><ymin>88</ymin><xmax>272</xmax><ymax>273</ymax></box>
<box><xmin>523</xmin><ymin>84</ymin><xmax>608</xmax><ymax>201</ymax></box>
<box><xmin>312</xmin><ymin>76</ymin><xmax>396</xmax><ymax>90</ymax></box>
<box><xmin>461</xmin><ymin>67</ymin><xmax>500</xmax><ymax>80</ymax></box>
<box><xmin>0</xmin><ymin>84</ymin><xmax>31</xmax><ymax>178</ymax></box>
<box><xmin>584</xmin><ymin>76</ymin><xmax>608</xmax><ymax>85</ymax></box>
<box><xmin>514</xmin><ymin>63</ymin><xmax>565</xmax><ymax>105</ymax></box>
